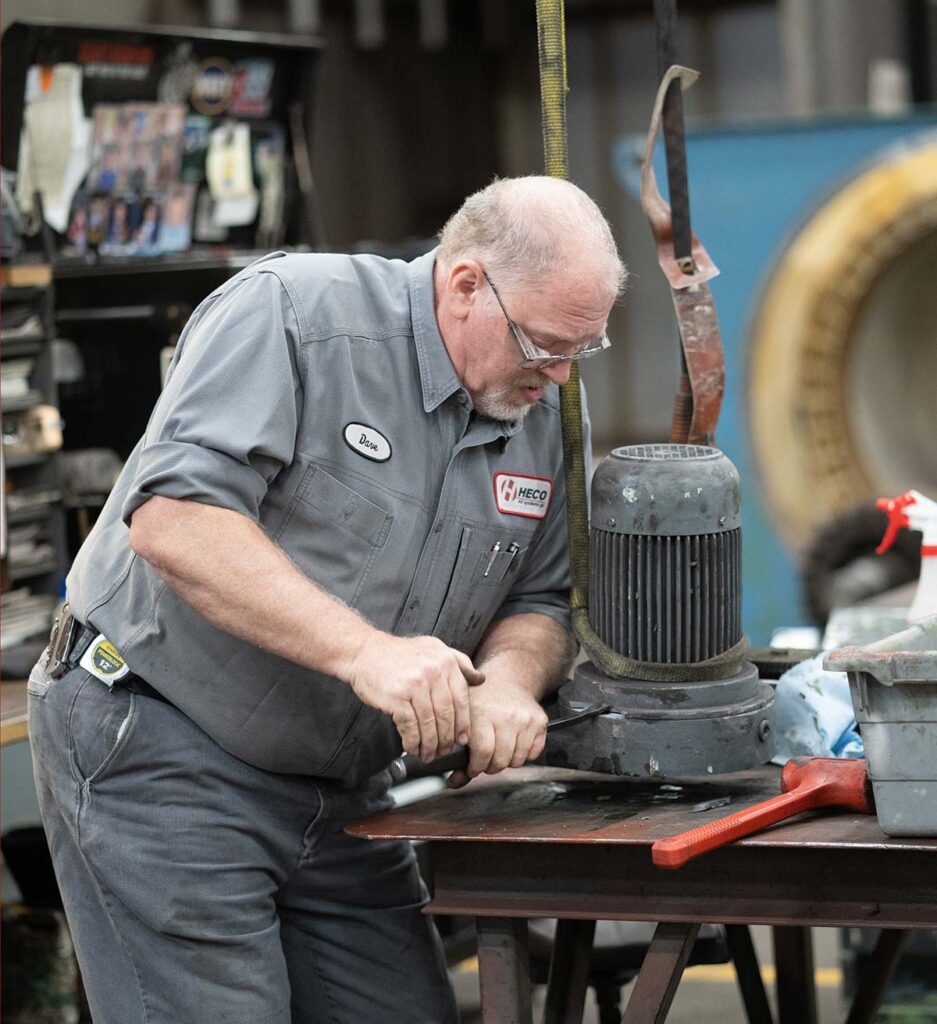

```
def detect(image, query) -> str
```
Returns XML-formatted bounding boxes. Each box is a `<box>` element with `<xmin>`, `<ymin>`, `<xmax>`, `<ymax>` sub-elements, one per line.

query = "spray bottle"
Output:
<box><xmin>876</xmin><ymin>489</ymin><xmax>937</xmax><ymax>622</ymax></box>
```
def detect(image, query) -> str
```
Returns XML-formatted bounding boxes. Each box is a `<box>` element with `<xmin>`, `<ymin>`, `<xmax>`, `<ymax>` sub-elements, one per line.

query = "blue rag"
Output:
<box><xmin>771</xmin><ymin>652</ymin><xmax>864</xmax><ymax>764</ymax></box>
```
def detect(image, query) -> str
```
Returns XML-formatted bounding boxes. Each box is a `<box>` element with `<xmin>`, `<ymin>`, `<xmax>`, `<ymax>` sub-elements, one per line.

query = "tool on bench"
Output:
<box><xmin>651</xmin><ymin>757</ymin><xmax>874</xmax><ymax>869</ymax></box>
<box><xmin>388</xmin><ymin>701</ymin><xmax>611</xmax><ymax>783</ymax></box>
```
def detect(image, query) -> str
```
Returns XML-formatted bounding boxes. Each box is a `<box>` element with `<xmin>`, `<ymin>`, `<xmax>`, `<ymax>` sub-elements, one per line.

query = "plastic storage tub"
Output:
<box><xmin>824</xmin><ymin>615</ymin><xmax>937</xmax><ymax>836</ymax></box>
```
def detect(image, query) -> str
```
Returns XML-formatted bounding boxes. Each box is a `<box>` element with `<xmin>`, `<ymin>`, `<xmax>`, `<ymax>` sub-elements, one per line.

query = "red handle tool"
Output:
<box><xmin>651</xmin><ymin>757</ymin><xmax>874</xmax><ymax>869</ymax></box>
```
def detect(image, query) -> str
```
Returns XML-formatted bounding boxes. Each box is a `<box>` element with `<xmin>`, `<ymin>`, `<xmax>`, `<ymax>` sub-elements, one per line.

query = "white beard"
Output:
<box><xmin>474</xmin><ymin>382</ymin><xmax>537</xmax><ymax>423</ymax></box>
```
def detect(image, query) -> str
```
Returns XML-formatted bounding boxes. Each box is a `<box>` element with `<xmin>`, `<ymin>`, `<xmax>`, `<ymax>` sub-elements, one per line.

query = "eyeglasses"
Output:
<box><xmin>483</xmin><ymin>270</ymin><xmax>611</xmax><ymax>370</ymax></box>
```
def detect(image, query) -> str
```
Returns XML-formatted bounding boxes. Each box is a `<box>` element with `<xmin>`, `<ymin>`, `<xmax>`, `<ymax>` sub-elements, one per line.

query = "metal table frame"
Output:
<box><xmin>430</xmin><ymin>841</ymin><xmax>924</xmax><ymax>1023</ymax></box>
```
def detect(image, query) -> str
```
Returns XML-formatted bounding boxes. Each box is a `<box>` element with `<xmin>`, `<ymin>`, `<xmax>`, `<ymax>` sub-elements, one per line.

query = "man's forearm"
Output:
<box><xmin>473</xmin><ymin>612</ymin><xmax>577</xmax><ymax>700</ymax></box>
<box><xmin>129</xmin><ymin>495</ymin><xmax>486</xmax><ymax>761</ymax></box>
<box><xmin>129</xmin><ymin>495</ymin><xmax>375</xmax><ymax>680</ymax></box>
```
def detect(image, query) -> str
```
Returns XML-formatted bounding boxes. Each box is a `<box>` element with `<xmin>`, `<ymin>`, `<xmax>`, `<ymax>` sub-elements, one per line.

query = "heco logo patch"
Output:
<box><xmin>343</xmin><ymin>422</ymin><xmax>391</xmax><ymax>462</ymax></box>
<box><xmin>494</xmin><ymin>472</ymin><xmax>553</xmax><ymax>519</ymax></box>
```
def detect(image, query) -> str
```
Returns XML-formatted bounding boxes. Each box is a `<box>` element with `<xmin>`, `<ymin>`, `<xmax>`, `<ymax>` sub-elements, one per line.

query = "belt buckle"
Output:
<box><xmin>46</xmin><ymin>604</ymin><xmax>76</xmax><ymax>678</ymax></box>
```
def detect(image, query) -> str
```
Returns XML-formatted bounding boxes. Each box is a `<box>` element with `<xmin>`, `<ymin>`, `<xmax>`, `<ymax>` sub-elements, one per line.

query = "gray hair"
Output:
<box><xmin>437</xmin><ymin>176</ymin><xmax>627</xmax><ymax>300</ymax></box>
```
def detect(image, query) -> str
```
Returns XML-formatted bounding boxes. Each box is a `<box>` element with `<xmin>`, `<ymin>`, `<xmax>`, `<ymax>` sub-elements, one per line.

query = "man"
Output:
<box><xmin>29</xmin><ymin>176</ymin><xmax>626</xmax><ymax>1023</ymax></box>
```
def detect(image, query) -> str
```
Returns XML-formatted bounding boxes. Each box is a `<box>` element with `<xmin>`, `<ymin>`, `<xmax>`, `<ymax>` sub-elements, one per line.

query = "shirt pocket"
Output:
<box><xmin>432</xmin><ymin>525</ymin><xmax>534</xmax><ymax>654</ymax></box>
<box><xmin>274</xmin><ymin>463</ymin><xmax>393</xmax><ymax>607</ymax></box>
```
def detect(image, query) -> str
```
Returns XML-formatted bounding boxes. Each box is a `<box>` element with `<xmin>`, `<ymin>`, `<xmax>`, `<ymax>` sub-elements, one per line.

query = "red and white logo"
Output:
<box><xmin>494</xmin><ymin>472</ymin><xmax>554</xmax><ymax>519</ymax></box>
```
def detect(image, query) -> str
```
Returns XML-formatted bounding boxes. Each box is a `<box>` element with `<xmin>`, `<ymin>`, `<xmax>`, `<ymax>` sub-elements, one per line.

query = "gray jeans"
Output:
<box><xmin>28</xmin><ymin>659</ymin><xmax>456</xmax><ymax>1024</ymax></box>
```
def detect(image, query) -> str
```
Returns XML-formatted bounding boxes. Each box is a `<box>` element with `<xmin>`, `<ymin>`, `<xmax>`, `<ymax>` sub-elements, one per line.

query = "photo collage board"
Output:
<box><xmin>2</xmin><ymin>26</ymin><xmax>320</xmax><ymax>261</ymax></box>
<box><xmin>74</xmin><ymin>102</ymin><xmax>193</xmax><ymax>256</ymax></box>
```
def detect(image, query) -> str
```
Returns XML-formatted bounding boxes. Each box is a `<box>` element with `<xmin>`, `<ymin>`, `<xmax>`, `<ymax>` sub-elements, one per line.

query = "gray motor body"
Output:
<box><xmin>555</xmin><ymin>444</ymin><xmax>775</xmax><ymax>777</ymax></box>
<box><xmin>590</xmin><ymin>444</ymin><xmax>743</xmax><ymax>663</ymax></box>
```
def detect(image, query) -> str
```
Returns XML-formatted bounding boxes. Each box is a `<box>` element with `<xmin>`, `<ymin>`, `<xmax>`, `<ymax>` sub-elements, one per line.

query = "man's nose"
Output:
<box><xmin>542</xmin><ymin>361</ymin><xmax>573</xmax><ymax>386</ymax></box>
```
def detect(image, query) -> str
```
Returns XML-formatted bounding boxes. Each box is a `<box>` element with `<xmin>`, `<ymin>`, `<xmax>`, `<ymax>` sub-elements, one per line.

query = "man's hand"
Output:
<box><xmin>348</xmin><ymin>634</ymin><xmax>485</xmax><ymax>763</ymax></box>
<box><xmin>446</xmin><ymin>680</ymin><xmax>548</xmax><ymax>789</ymax></box>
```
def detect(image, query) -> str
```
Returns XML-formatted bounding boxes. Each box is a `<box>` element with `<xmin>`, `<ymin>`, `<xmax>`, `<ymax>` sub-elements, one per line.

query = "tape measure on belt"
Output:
<box><xmin>78</xmin><ymin>634</ymin><xmax>132</xmax><ymax>685</ymax></box>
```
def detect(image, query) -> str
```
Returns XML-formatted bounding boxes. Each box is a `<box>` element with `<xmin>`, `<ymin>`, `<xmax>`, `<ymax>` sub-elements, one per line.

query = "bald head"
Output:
<box><xmin>437</xmin><ymin>176</ymin><xmax>627</xmax><ymax>301</ymax></box>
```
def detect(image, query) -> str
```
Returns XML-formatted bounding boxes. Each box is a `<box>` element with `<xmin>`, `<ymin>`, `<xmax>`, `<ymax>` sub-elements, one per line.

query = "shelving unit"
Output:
<box><xmin>1</xmin><ymin>260</ymin><xmax>67</xmax><ymax>656</ymax></box>
<box><xmin>0</xmin><ymin>21</ymin><xmax>324</xmax><ymax>474</ymax></box>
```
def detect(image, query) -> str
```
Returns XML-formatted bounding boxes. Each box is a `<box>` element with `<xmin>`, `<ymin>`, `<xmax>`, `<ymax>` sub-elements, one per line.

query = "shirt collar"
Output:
<box><xmin>408</xmin><ymin>248</ymin><xmax>524</xmax><ymax>441</ymax></box>
<box><xmin>409</xmin><ymin>248</ymin><xmax>463</xmax><ymax>413</ymax></box>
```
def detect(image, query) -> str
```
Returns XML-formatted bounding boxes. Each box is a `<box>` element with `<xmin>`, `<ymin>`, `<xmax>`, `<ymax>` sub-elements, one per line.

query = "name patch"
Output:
<box><xmin>494</xmin><ymin>472</ymin><xmax>554</xmax><ymax>519</ymax></box>
<box><xmin>343</xmin><ymin>422</ymin><xmax>392</xmax><ymax>462</ymax></box>
<box><xmin>79</xmin><ymin>634</ymin><xmax>131</xmax><ymax>686</ymax></box>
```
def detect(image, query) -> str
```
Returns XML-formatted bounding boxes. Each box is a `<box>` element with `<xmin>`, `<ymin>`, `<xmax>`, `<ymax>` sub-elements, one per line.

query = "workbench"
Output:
<box><xmin>348</xmin><ymin>765</ymin><xmax>937</xmax><ymax>1024</ymax></box>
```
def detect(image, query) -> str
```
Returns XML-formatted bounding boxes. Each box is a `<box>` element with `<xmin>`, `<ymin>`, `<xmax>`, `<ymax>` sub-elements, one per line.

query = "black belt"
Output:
<box><xmin>120</xmin><ymin>676</ymin><xmax>174</xmax><ymax>706</ymax></box>
<box><xmin>46</xmin><ymin>606</ymin><xmax>174</xmax><ymax>708</ymax></box>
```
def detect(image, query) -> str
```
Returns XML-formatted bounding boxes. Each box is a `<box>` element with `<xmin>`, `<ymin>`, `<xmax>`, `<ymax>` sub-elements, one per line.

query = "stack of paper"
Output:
<box><xmin>6</xmin><ymin>522</ymin><xmax>55</xmax><ymax>567</ymax></box>
<box><xmin>0</xmin><ymin>589</ymin><xmax>58</xmax><ymax>649</ymax></box>
<box><xmin>1</xmin><ymin>359</ymin><xmax>34</xmax><ymax>400</ymax></box>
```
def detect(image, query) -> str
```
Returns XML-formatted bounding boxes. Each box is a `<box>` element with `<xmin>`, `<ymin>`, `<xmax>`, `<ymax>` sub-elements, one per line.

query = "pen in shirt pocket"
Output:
<box><xmin>500</xmin><ymin>541</ymin><xmax>521</xmax><ymax>579</ymax></box>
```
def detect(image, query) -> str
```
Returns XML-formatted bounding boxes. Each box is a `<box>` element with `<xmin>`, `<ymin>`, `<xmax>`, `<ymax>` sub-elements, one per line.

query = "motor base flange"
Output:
<box><xmin>547</xmin><ymin>661</ymin><xmax>775</xmax><ymax>778</ymax></box>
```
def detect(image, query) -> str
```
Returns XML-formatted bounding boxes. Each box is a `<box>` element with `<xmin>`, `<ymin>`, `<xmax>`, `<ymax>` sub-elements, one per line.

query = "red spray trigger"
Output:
<box><xmin>876</xmin><ymin>492</ymin><xmax>916</xmax><ymax>554</ymax></box>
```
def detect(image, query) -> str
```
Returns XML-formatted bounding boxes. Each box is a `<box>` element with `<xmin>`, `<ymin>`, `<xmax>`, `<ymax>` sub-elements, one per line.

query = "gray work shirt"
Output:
<box><xmin>67</xmin><ymin>250</ymin><xmax>588</xmax><ymax>781</ymax></box>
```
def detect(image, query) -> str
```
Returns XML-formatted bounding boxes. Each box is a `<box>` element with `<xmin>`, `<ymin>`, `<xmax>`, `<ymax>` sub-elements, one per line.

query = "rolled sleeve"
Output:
<box><xmin>121</xmin><ymin>266</ymin><xmax>303</xmax><ymax>525</ymax></box>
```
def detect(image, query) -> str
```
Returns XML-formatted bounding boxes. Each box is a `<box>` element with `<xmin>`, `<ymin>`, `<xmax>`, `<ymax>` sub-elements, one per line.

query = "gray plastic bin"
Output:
<box><xmin>824</xmin><ymin>615</ymin><xmax>937</xmax><ymax>836</ymax></box>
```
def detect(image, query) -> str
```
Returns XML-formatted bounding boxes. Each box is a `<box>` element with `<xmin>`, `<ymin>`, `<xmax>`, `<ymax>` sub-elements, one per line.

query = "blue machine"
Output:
<box><xmin>615</xmin><ymin>114</ymin><xmax>937</xmax><ymax>644</ymax></box>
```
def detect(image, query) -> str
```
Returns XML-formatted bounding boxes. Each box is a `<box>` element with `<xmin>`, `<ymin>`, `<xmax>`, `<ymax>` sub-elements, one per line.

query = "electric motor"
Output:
<box><xmin>550</xmin><ymin>443</ymin><xmax>775</xmax><ymax>778</ymax></box>
<box><xmin>589</xmin><ymin>444</ymin><xmax>742</xmax><ymax>663</ymax></box>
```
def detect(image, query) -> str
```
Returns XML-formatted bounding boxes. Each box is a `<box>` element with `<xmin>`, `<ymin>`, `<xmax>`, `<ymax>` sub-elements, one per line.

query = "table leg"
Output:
<box><xmin>477</xmin><ymin>916</ymin><xmax>533</xmax><ymax>1024</ymax></box>
<box><xmin>724</xmin><ymin>924</ymin><xmax>773</xmax><ymax>1024</ymax></box>
<box><xmin>772</xmin><ymin>926</ymin><xmax>816</xmax><ymax>1024</ymax></box>
<box><xmin>844</xmin><ymin>929</ymin><xmax>910</xmax><ymax>1024</ymax></box>
<box><xmin>543</xmin><ymin>918</ymin><xmax>596</xmax><ymax>1024</ymax></box>
<box><xmin>621</xmin><ymin>921</ymin><xmax>701</xmax><ymax>1024</ymax></box>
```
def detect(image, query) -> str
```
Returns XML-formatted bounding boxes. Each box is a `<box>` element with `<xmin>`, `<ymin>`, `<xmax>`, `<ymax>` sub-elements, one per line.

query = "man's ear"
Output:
<box><xmin>446</xmin><ymin>260</ymin><xmax>485</xmax><ymax>319</ymax></box>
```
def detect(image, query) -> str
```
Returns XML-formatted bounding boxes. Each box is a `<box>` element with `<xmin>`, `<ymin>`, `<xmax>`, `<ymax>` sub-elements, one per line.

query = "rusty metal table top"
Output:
<box><xmin>350</xmin><ymin>765</ymin><xmax>937</xmax><ymax>930</ymax></box>
<box><xmin>349</xmin><ymin>765</ymin><xmax>937</xmax><ymax>852</ymax></box>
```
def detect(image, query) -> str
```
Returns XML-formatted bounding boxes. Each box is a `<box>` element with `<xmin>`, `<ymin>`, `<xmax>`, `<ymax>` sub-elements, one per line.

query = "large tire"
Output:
<box><xmin>749</xmin><ymin>140</ymin><xmax>937</xmax><ymax>555</ymax></box>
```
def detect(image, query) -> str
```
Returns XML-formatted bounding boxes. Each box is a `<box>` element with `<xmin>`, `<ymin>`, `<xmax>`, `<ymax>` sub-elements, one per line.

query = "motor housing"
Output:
<box><xmin>590</xmin><ymin>443</ymin><xmax>742</xmax><ymax>662</ymax></box>
<box><xmin>550</xmin><ymin>444</ymin><xmax>775</xmax><ymax>778</ymax></box>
